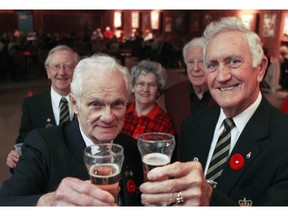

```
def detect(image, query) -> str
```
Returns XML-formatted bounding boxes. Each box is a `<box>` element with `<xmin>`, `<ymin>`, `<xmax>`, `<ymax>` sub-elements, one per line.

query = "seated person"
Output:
<box><xmin>121</xmin><ymin>60</ymin><xmax>176</xmax><ymax>139</ymax></box>
<box><xmin>165</xmin><ymin>37</ymin><xmax>216</xmax><ymax>137</ymax></box>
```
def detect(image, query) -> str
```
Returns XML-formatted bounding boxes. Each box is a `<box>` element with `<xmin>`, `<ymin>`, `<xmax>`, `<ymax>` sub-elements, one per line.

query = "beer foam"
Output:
<box><xmin>142</xmin><ymin>153</ymin><xmax>170</xmax><ymax>166</ymax></box>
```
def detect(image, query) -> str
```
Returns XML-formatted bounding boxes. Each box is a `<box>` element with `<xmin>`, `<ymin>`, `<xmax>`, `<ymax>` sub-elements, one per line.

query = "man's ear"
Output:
<box><xmin>257</xmin><ymin>56</ymin><xmax>268</xmax><ymax>82</ymax></box>
<box><xmin>46</xmin><ymin>67</ymin><xmax>52</xmax><ymax>80</ymax></box>
<box><xmin>69</xmin><ymin>94</ymin><xmax>79</xmax><ymax>115</ymax></box>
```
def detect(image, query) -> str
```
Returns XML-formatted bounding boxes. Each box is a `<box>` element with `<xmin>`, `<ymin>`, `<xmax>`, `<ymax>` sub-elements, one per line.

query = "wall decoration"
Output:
<box><xmin>262</xmin><ymin>14</ymin><xmax>276</xmax><ymax>37</ymax></box>
<box><xmin>175</xmin><ymin>12</ymin><xmax>185</xmax><ymax>32</ymax></box>
<box><xmin>143</xmin><ymin>13</ymin><xmax>150</xmax><ymax>30</ymax></box>
<box><xmin>190</xmin><ymin>13</ymin><xmax>199</xmax><ymax>32</ymax></box>
<box><xmin>164</xmin><ymin>17</ymin><xmax>172</xmax><ymax>32</ymax></box>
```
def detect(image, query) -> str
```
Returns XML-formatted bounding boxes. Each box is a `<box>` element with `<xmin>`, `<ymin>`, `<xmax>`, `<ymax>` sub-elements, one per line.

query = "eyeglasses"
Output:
<box><xmin>47</xmin><ymin>64</ymin><xmax>74</xmax><ymax>72</ymax></box>
<box><xmin>135</xmin><ymin>81</ymin><xmax>158</xmax><ymax>89</ymax></box>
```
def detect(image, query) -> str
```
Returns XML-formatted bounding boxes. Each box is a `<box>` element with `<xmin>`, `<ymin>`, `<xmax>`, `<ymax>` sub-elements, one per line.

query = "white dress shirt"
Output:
<box><xmin>79</xmin><ymin>124</ymin><xmax>114</xmax><ymax>147</ymax></box>
<box><xmin>50</xmin><ymin>87</ymin><xmax>74</xmax><ymax>125</ymax></box>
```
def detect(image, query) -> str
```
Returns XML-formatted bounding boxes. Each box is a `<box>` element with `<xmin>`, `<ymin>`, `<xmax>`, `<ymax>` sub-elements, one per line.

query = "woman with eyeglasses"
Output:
<box><xmin>121</xmin><ymin>60</ymin><xmax>176</xmax><ymax>139</ymax></box>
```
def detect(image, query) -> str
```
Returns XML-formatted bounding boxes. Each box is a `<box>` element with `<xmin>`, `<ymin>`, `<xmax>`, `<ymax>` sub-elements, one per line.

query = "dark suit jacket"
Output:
<box><xmin>180</xmin><ymin>96</ymin><xmax>288</xmax><ymax>206</ymax></box>
<box><xmin>16</xmin><ymin>90</ymin><xmax>56</xmax><ymax>143</ymax></box>
<box><xmin>164</xmin><ymin>81</ymin><xmax>215</xmax><ymax>136</ymax></box>
<box><xmin>0</xmin><ymin>120</ymin><xmax>143</xmax><ymax>206</ymax></box>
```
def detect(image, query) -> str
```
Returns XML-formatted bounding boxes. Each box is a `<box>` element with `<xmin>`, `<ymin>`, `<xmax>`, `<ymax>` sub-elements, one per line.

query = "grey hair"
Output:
<box><xmin>44</xmin><ymin>45</ymin><xmax>80</xmax><ymax>67</ymax></box>
<box><xmin>182</xmin><ymin>37</ymin><xmax>205</xmax><ymax>64</ymax></box>
<box><xmin>203</xmin><ymin>16</ymin><xmax>264</xmax><ymax>68</ymax></box>
<box><xmin>131</xmin><ymin>60</ymin><xmax>167</xmax><ymax>94</ymax></box>
<box><xmin>71</xmin><ymin>53</ymin><xmax>131</xmax><ymax>100</ymax></box>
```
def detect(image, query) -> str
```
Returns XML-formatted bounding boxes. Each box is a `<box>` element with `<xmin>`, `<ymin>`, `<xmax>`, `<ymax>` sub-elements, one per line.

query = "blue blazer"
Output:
<box><xmin>180</xmin><ymin>96</ymin><xmax>288</xmax><ymax>206</ymax></box>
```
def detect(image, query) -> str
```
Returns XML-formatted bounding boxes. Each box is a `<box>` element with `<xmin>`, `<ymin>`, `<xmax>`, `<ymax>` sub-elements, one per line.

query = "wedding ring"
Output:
<box><xmin>176</xmin><ymin>192</ymin><xmax>184</xmax><ymax>204</ymax></box>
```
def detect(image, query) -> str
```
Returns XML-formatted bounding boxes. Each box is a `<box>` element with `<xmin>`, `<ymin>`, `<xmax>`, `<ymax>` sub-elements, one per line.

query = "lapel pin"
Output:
<box><xmin>230</xmin><ymin>153</ymin><xmax>245</xmax><ymax>170</ymax></box>
<box><xmin>246</xmin><ymin>152</ymin><xmax>252</xmax><ymax>159</ymax></box>
<box><xmin>46</xmin><ymin>118</ymin><xmax>53</xmax><ymax>128</ymax></box>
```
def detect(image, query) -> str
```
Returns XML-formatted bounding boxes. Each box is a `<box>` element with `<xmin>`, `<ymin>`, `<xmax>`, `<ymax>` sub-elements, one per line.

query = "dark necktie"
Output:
<box><xmin>206</xmin><ymin>118</ymin><xmax>235</xmax><ymax>182</ymax></box>
<box><xmin>59</xmin><ymin>97</ymin><xmax>70</xmax><ymax>124</ymax></box>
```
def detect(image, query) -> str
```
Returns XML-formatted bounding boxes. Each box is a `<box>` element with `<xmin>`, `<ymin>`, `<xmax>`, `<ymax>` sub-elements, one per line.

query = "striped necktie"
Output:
<box><xmin>206</xmin><ymin>118</ymin><xmax>235</xmax><ymax>182</ymax></box>
<box><xmin>59</xmin><ymin>97</ymin><xmax>70</xmax><ymax>124</ymax></box>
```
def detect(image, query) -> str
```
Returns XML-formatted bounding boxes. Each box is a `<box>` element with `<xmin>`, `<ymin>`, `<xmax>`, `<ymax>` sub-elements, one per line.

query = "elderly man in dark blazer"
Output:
<box><xmin>164</xmin><ymin>37</ymin><xmax>216</xmax><ymax>137</ymax></box>
<box><xmin>140</xmin><ymin>17</ymin><xmax>288</xmax><ymax>206</ymax></box>
<box><xmin>165</xmin><ymin>37</ymin><xmax>216</xmax><ymax>161</ymax></box>
<box><xmin>6</xmin><ymin>45</ymin><xmax>79</xmax><ymax>169</ymax></box>
<box><xmin>0</xmin><ymin>54</ymin><xmax>143</xmax><ymax>206</ymax></box>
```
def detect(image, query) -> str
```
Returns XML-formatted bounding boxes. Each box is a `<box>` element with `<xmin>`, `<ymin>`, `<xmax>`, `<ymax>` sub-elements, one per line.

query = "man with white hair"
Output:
<box><xmin>165</xmin><ymin>37</ymin><xmax>216</xmax><ymax>137</ymax></box>
<box><xmin>0</xmin><ymin>54</ymin><xmax>143</xmax><ymax>206</ymax></box>
<box><xmin>140</xmin><ymin>16</ymin><xmax>288</xmax><ymax>206</ymax></box>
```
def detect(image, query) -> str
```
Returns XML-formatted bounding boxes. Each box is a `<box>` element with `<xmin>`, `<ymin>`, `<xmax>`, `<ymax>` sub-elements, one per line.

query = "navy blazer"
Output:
<box><xmin>0</xmin><ymin>120</ymin><xmax>143</xmax><ymax>206</ymax></box>
<box><xmin>16</xmin><ymin>90</ymin><xmax>56</xmax><ymax>143</ymax></box>
<box><xmin>180</xmin><ymin>96</ymin><xmax>288</xmax><ymax>206</ymax></box>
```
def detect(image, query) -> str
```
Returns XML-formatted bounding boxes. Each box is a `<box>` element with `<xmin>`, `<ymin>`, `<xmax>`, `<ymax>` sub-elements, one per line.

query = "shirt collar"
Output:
<box><xmin>50</xmin><ymin>87</ymin><xmax>70</xmax><ymax>108</ymax></box>
<box><xmin>79</xmin><ymin>122</ymin><xmax>113</xmax><ymax>147</ymax></box>
<box><xmin>127</xmin><ymin>101</ymin><xmax>160</xmax><ymax>120</ymax></box>
<box><xmin>217</xmin><ymin>92</ymin><xmax>262</xmax><ymax>133</ymax></box>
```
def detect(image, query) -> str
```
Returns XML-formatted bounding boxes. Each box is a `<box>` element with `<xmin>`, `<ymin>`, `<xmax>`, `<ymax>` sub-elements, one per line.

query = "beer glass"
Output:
<box><xmin>137</xmin><ymin>132</ymin><xmax>175</xmax><ymax>206</ymax></box>
<box><xmin>14</xmin><ymin>143</ymin><xmax>23</xmax><ymax>156</ymax></box>
<box><xmin>84</xmin><ymin>144</ymin><xmax>124</xmax><ymax>203</ymax></box>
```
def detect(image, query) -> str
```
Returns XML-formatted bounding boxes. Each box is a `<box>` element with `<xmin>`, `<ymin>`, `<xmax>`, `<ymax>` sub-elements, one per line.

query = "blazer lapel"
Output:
<box><xmin>217</xmin><ymin>97</ymin><xmax>271</xmax><ymax>194</ymax></box>
<box><xmin>194</xmin><ymin>106</ymin><xmax>220</xmax><ymax>167</ymax></box>
<box><xmin>41</xmin><ymin>91</ymin><xmax>56</xmax><ymax>127</ymax></box>
<box><xmin>63</xmin><ymin>120</ymin><xmax>89</xmax><ymax>179</ymax></box>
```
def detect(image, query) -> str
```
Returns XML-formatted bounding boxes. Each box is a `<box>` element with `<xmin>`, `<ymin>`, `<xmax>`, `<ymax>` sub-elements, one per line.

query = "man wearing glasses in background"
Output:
<box><xmin>6</xmin><ymin>45</ymin><xmax>80</xmax><ymax>170</ymax></box>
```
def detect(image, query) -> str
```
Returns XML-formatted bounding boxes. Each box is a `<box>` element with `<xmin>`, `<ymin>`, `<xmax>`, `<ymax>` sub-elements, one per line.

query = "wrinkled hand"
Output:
<box><xmin>6</xmin><ymin>149</ymin><xmax>20</xmax><ymax>169</ymax></box>
<box><xmin>36</xmin><ymin>177</ymin><xmax>117</xmax><ymax>206</ymax></box>
<box><xmin>140</xmin><ymin>161</ymin><xmax>213</xmax><ymax>206</ymax></box>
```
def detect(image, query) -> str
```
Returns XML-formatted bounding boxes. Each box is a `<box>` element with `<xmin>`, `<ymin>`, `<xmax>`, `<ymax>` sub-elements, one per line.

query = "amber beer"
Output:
<box><xmin>142</xmin><ymin>152</ymin><xmax>170</xmax><ymax>182</ymax></box>
<box><xmin>89</xmin><ymin>163</ymin><xmax>120</xmax><ymax>200</ymax></box>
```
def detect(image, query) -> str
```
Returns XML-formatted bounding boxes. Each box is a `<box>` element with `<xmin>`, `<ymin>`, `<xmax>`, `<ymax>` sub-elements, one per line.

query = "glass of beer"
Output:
<box><xmin>83</xmin><ymin>144</ymin><xmax>124</xmax><ymax>203</ymax></box>
<box><xmin>137</xmin><ymin>132</ymin><xmax>175</xmax><ymax>206</ymax></box>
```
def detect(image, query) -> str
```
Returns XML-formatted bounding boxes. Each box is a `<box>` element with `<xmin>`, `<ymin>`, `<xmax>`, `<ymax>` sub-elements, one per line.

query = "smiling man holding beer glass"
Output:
<box><xmin>0</xmin><ymin>54</ymin><xmax>143</xmax><ymax>206</ymax></box>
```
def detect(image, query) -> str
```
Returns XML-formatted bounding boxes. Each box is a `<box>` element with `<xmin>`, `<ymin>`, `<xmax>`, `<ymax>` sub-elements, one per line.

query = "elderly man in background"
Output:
<box><xmin>165</xmin><ymin>37</ymin><xmax>215</xmax><ymax>137</ymax></box>
<box><xmin>6</xmin><ymin>45</ymin><xmax>80</xmax><ymax>170</ymax></box>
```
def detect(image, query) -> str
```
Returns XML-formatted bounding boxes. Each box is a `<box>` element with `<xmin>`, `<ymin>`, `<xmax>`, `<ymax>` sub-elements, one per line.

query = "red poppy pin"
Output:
<box><xmin>126</xmin><ymin>179</ymin><xmax>136</xmax><ymax>193</ymax></box>
<box><xmin>230</xmin><ymin>153</ymin><xmax>245</xmax><ymax>170</ymax></box>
